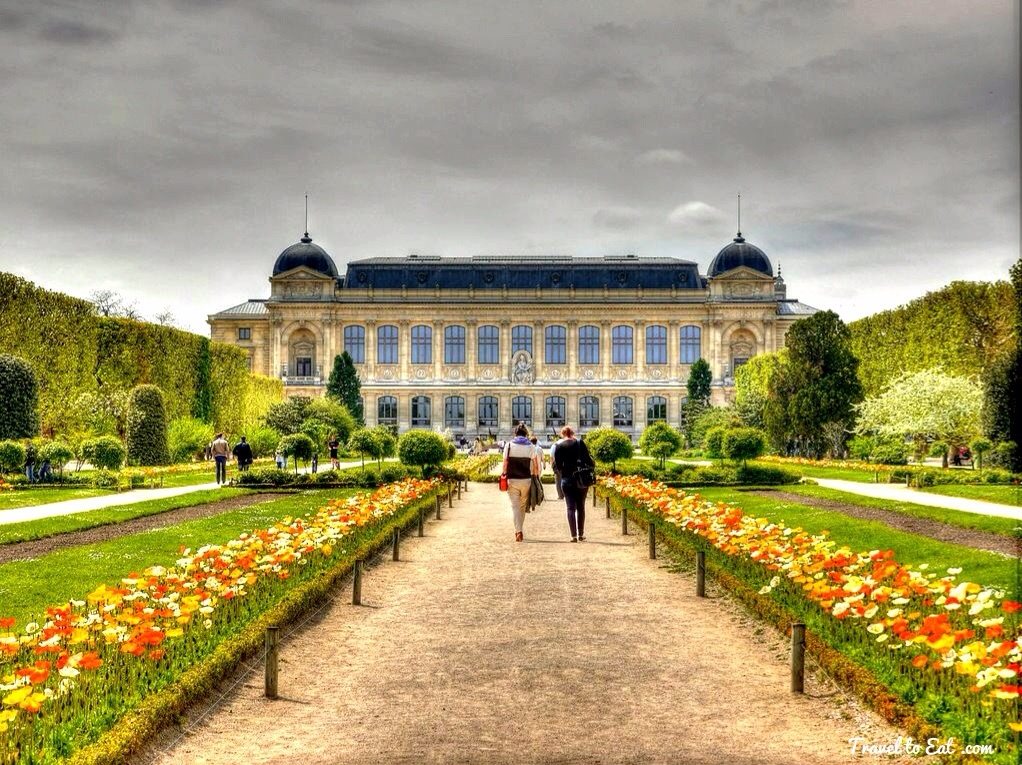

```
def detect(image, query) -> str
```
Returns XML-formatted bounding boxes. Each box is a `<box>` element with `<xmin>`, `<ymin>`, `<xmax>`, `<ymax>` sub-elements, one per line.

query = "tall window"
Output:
<box><xmin>578</xmin><ymin>325</ymin><xmax>600</xmax><ymax>365</ymax></box>
<box><xmin>680</xmin><ymin>325</ymin><xmax>701</xmax><ymax>364</ymax></box>
<box><xmin>444</xmin><ymin>325</ymin><xmax>466</xmax><ymax>364</ymax></box>
<box><xmin>579</xmin><ymin>396</ymin><xmax>600</xmax><ymax>428</ymax></box>
<box><xmin>344</xmin><ymin>325</ymin><xmax>365</xmax><ymax>363</ymax></box>
<box><xmin>377</xmin><ymin>325</ymin><xmax>398</xmax><ymax>364</ymax></box>
<box><xmin>444</xmin><ymin>396</ymin><xmax>465</xmax><ymax>428</ymax></box>
<box><xmin>511</xmin><ymin>325</ymin><xmax>533</xmax><ymax>356</ymax></box>
<box><xmin>377</xmin><ymin>396</ymin><xmax>398</xmax><ymax>428</ymax></box>
<box><xmin>411</xmin><ymin>325</ymin><xmax>432</xmax><ymax>364</ymax></box>
<box><xmin>238</xmin><ymin>327</ymin><xmax>251</xmax><ymax>340</ymax></box>
<box><xmin>647</xmin><ymin>396</ymin><xmax>667</xmax><ymax>423</ymax></box>
<box><xmin>478</xmin><ymin>396</ymin><xmax>498</xmax><ymax>429</ymax></box>
<box><xmin>612</xmin><ymin>325</ymin><xmax>633</xmax><ymax>364</ymax></box>
<box><xmin>613</xmin><ymin>396</ymin><xmax>633</xmax><ymax>427</ymax></box>
<box><xmin>646</xmin><ymin>324</ymin><xmax>667</xmax><ymax>365</ymax></box>
<box><xmin>512</xmin><ymin>396</ymin><xmax>532</xmax><ymax>426</ymax></box>
<box><xmin>545</xmin><ymin>325</ymin><xmax>566</xmax><ymax>364</ymax></box>
<box><xmin>477</xmin><ymin>325</ymin><xmax>499</xmax><ymax>364</ymax></box>
<box><xmin>411</xmin><ymin>396</ymin><xmax>431</xmax><ymax>427</ymax></box>
<box><xmin>545</xmin><ymin>396</ymin><xmax>565</xmax><ymax>430</ymax></box>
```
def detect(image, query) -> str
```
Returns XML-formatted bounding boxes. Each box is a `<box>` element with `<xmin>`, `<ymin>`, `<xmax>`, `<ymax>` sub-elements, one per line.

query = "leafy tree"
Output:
<box><xmin>734</xmin><ymin>350</ymin><xmax>787</xmax><ymax>430</ymax></box>
<box><xmin>0</xmin><ymin>354</ymin><xmax>39</xmax><ymax>440</ymax></box>
<box><xmin>722</xmin><ymin>427</ymin><xmax>766</xmax><ymax>467</ymax></box>
<box><xmin>305</xmin><ymin>398</ymin><xmax>355</xmax><ymax>443</ymax></box>
<box><xmin>969</xmin><ymin>437</ymin><xmax>992</xmax><ymax>470</ymax></box>
<box><xmin>167</xmin><ymin>417</ymin><xmax>214</xmax><ymax>463</ymax></box>
<box><xmin>703</xmin><ymin>426</ymin><xmax>727</xmax><ymax>459</ymax></box>
<box><xmin>300</xmin><ymin>418</ymin><xmax>331</xmax><ymax>456</ymax></box>
<box><xmin>397</xmin><ymin>430</ymin><xmax>449</xmax><ymax>476</ymax></box>
<box><xmin>638</xmin><ymin>421</ymin><xmax>683</xmax><ymax>469</ymax></box>
<box><xmin>855</xmin><ymin>368</ymin><xmax>982</xmax><ymax>466</ymax></box>
<box><xmin>686</xmin><ymin>358</ymin><xmax>712</xmax><ymax>406</ymax></box>
<box><xmin>327</xmin><ymin>352</ymin><xmax>363</xmax><ymax>425</ymax></box>
<box><xmin>38</xmin><ymin>440</ymin><xmax>74</xmax><ymax>477</ymax></box>
<box><xmin>265</xmin><ymin>396</ymin><xmax>313</xmax><ymax>435</ymax></box>
<box><xmin>370</xmin><ymin>425</ymin><xmax>397</xmax><ymax>467</ymax></box>
<box><xmin>245</xmin><ymin>425</ymin><xmax>280</xmax><ymax>459</ymax></box>
<box><xmin>278</xmin><ymin>433</ymin><xmax>315</xmax><ymax>474</ymax></box>
<box><xmin>79</xmin><ymin>435</ymin><xmax>126</xmax><ymax>471</ymax></box>
<box><xmin>125</xmin><ymin>384</ymin><xmax>170</xmax><ymax>465</ymax></box>
<box><xmin>848</xmin><ymin>434</ymin><xmax>908</xmax><ymax>465</ymax></box>
<box><xmin>0</xmin><ymin>440</ymin><xmax>26</xmax><ymax>474</ymax></box>
<box><xmin>690</xmin><ymin>407</ymin><xmax>741</xmax><ymax>450</ymax></box>
<box><xmin>348</xmin><ymin>427</ymin><xmax>381</xmax><ymax>470</ymax></box>
<box><xmin>584</xmin><ymin>427</ymin><xmax>633</xmax><ymax>470</ymax></box>
<box><xmin>192</xmin><ymin>337</ymin><xmax>214</xmax><ymax>422</ymax></box>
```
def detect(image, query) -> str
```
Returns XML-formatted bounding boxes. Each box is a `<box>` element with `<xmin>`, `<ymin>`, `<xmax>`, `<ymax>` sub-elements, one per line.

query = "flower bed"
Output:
<box><xmin>601</xmin><ymin>474</ymin><xmax>1021</xmax><ymax>760</ymax></box>
<box><xmin>0</xmin><ymin>478</ymin><xmax>440</xmax><ymax>764</ymax></box>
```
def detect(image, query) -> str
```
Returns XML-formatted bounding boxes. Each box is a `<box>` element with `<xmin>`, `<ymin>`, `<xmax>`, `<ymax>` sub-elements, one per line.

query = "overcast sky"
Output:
<box><xmin>0</xmin><ymin>0</ymin><xmax>1017</xmax><ymax>334</ymax></box>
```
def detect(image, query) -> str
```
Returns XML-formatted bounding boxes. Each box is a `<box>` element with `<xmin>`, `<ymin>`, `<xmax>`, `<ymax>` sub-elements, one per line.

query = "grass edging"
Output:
<box><xmin>65</xmin><ymin>488</ymin><xmax>443</xmax><ymax>765</ymax></box>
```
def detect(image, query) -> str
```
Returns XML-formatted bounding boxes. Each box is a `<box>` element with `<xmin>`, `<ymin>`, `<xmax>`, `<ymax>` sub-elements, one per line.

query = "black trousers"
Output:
<box><xmin>560</xmin><ymin>479</ymin><xmax>589</xmax><ymax>539</ymax></box>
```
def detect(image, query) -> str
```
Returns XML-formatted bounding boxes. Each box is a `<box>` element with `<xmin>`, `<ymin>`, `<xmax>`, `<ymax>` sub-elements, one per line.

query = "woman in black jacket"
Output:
<box><xmin>552</xmin><ymin>426</ymin><xmax>594</xmax><ymax>542</ymax></box>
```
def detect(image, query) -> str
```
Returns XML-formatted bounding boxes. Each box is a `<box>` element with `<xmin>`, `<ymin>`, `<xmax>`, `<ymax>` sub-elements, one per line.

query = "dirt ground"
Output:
<box><xmin>139</xmin><ymin>484</ymin><xmax>914</xmax><ymax>765</ymax></box>
<box><xmin>755</xmin><ymin>489</ymin><xmax>1019</xmax><ymax>557</ymax></box>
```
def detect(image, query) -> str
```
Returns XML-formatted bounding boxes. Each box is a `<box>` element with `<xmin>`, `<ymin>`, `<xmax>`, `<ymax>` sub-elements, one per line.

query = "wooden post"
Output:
<box><xmin>648</xmin><ymin>523</ymin><xmax>656</xmax><ymax>559</ymax></box>
<box><xmin>605</xmin><ymin>495</ymin><xmax>611</xmax><ymax>519</ymax></box>
<box><xmin>418</xmin><ymin>505</ymin><xmax>425</xmax><ymax>537</ymax></box>
<box><xmin>264</xmin><ymin>626</ymin><xmax>279</xmax><ymax>699</ymax></box>
<box><xmin>696</xmin><ymin>550</ymin><xmax>706</xmax><ymax>598</ymax></box>
<box><xmin>457</xmin><ymin>481</ymin><xmax>461</xmax><ymax>500</ymax></box>
<box><xmin>435</xmin><ymin>494</ymin><xmax>442</xmax><ymax>520</ymax></box>
<box><xmin>791</xmin><ymin>622</ymin><xmax>805</xmax><ymax>693</ymax></box>
<box><xmin>463</xmin><ymin>480</ymin><xmax>468</xmax><ymax>492</ymax></box>
<box><xmin>352</xmin><ymin>560</ymin><xmax>362</xmax><ymax>606</ymax></box>
<box><xmin>448</xmin><ymin>484</ymin><xmax>453</xmax><ymax>508</ymax></box>
<box><xmin>621</xmin><ymin>506</ymin><xmax>628</xmax><ymax>535</ymax></box>
<box><xmin>392</xmin><ymin>527</ymin><xmax>400</xmax><ymax>561</ymax></box>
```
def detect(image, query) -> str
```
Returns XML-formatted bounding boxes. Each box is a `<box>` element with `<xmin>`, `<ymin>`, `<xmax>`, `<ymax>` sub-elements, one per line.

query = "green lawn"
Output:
<box><xmin>920</xmin><ymin>483</ymin><xmax>1022</xmax><ymax>507</ymax></box>
<box><xmin>746</xmin><ymin>460</ymin><xmax>885</xmax><ymax>482</ymax></box>
<box><xmin>693</xmin><ymin>487</ymin><xmax>1017</xmax><ymax>592</ymax></box>
<box><xmin>0</xmin><ymin>487</ymin><xmax>253</xmax><ymax>545</ymax></box>
<box><xmin>0</xmin><ymin>488</ymin><xmax>361</xmax><ymax>626</ymax></box>
<box><xmin>778</xmin><ymin>484</ymin><xmax>1021</xmax><ymax>537</ymax></box>
<box><xmin>0</xmin><ymin>487</ymin><xmax>114</xmax><ymax>511</ymax></box>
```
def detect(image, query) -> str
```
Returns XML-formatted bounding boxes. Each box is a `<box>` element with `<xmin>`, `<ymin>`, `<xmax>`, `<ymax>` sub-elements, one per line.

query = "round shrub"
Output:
<box><xmin>0</xmin><ymin>440</ymin><xmax>27</xmax><ymax>474</ymax></box>
<box><xmin>125</xmin><ymin>385</ymin><xmax>170</xmax><ymax>466</ymax></box>
<box><xmin>703</xmin><ymin>426</ymin><xmax>727</xmax><ymax>459</ymax></box>
<box><xmin>722</xmin><ymin>427</ymin><xmax>767</xmax><ymax>466</ymax></box>
<box><xmin>167</xmin><ymin>417</ymin><xmax>214</xmax><ymax>463</ymax></box>
<box><xmin>638</xmin><ymin>421</ymin><xmax>683</xmax><ymax>469</ymax></box>
<box><xmin>90</xmin><ymin>469</ymin><xmax>119</xmax><ymax>488</ymax></box>
<box><xmin>38</xmin><ymin>440</ymin><xmax>74</xmax><ymax>475</ymax></box>
<box><xmin>278</xmin><ymin>433</ymin><xmax>315</xmax><ymax>473</ymax></box>
<box><xmin>584</xmin><ymin>427</ymin><xmax>633</xmax><ymax>470</ymax></box>
<box><xmin>82</xmin><ymin>435</ymin><xmax>127</xmax><ymax>471</ymax></box>
<box><xmin>398</xmin><ymin>430</ymin><xmax>449</xmax><ymax>475</ymax></box>
<box><xmin>0</xmin><ymin>354</ymin><xmax>39</xmax><ymax>440</ymax></box>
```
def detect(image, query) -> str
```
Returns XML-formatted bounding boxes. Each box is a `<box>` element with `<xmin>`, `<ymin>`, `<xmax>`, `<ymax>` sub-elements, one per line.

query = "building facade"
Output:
<box><xmin>209</xmin><ymin>230</ymin><xmax>817</xmax><ymax>441</ymax></box>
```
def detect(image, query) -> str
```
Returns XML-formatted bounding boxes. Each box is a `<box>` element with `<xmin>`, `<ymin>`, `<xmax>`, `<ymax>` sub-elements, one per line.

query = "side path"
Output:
<box><xmin>142</xmin><ymin>483</ymin><xmax>912</xmax><ymax>765</ymax></box>
<box><xmin>815</xmin><ymin>478</ymin><xmax>1022</xmax><ymax>521</ymax></box>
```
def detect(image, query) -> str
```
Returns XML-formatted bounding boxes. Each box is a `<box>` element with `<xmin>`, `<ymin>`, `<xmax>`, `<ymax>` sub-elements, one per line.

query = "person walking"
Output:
<box><xmin>328</xmin><ymin>434</ymin><xmax>340</xmax><ymax>470</ymax></box>
<box><xmin>502</xmin><ymin>424</ymin><xmax>540</xmax><ymax>542</ymax></box>
<box><xmin>211</xmin><ymin>433</ymin><xmax>230</xmax><ymax>485</ymax></box>
<box><xmin>232</xmin><ymin>436</ymin><xmax>254</xmax><ymax>472</ymax></box>
<box><xmin>553</xmin><ymin>425</ymin><xmax>595</xmax><ymax>542</ymax></box>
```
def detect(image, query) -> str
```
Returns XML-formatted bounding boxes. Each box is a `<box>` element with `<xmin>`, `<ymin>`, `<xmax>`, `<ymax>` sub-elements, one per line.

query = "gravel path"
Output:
<box><xmin>142</xmin><ymin>483</ymin><xmax>912</xmax><ymax>765</ymax></box>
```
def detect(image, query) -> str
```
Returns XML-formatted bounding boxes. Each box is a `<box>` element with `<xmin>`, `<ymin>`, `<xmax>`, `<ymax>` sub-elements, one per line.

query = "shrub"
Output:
<box><xmin>38</xmin><ymin>440</ymin><xmax>74</xmax><ymax>476</ymax></box>
<box><xmin>969</xmin><ymin>437</ymin><xmax>993</xmax><ymax>470</ymax></box>
<box><xmin>90</xmin><ymin>469</ymin><xmax>119</xmax><ymax>488</ymax></box>
<box><xmin>81</xmin><ymin>435</ymin><xmax>127</xmax><ymax>471</ymax></box>
<box><xmin>371</xmin><ymin>426</ymin><xmax>397</xmax><ymax>465</ymax></box>
<box><xmin>237</xmin><ymin>467</ymin><xmax>293</xmax><ymax>486</ymax></box>
<box><xmin>398</xmin><ymin>430</ymin><xmax>449</xmax><ymax>475</ymax></box>
<box><xmin>585</xmin><ymin>428</ymin><xmax>633</xmax><ymax>470</ymax></box>
<box><xmin>347</xmin><ymin>428</ymin><xmax>380</xmax><ymax>469</ymax></box>
<box><xmin>722</xmin><ymin>427</ymin><xmax>766</xmax><ymax>467</ymax></box>
<box><xmin>690</xmin><ymin>406</ymin><xmax>741</xmax><ymax>449</ymax></box>
<box><xmin>299</xmin><ymin>418</ymin><xmax>331</xmax><ymax>455</ymax></box>
<box><xmin>167</xmin><ymin>417</ymin><xmax>214</xmax><ymax>463</ymax></box>
<box><xmin>264</xmin><ymin>396</ymin><xmax>312</xmax><ymax>435</ymax></box>
<box><xmin>638</xmin><ymin>421</ymin><xmax>683</xmax><ymax>469</ymax></box>
<box><xmin>0</xmin><ymin>354</ymin><xmax>39</xmax><ymax>440</ymax></box>
<box><xmin>125</xmin><ymin>385</ymin><xmax>170</xmax><ymax>466</ymax></box>
<box><xmin>988</xmin><ymin>441</ymin><xmax>1018</xmax><ymax>471</ymax></box>
<box><xmin>0</xmin><ymin>440</ymin><xmax>27</xmax><ymax>474</ymax></box>
<box><xmin>304</xmin><ymin>398</ymin><xmax>355</xmax><ymax>444</ymax></box>
<box><xmin>380</xmin><ymin>464</ymin><xmax>408</xmax><ymax>484</ymax></box>
<box><xmin>703</xmin><ymin>426</ymin><xmax>727</xmax><ymax>459</ymax></box>
<box><xmin>245</xmin><ymin>425</ymin><xmax>280</xmax><ymax>459</ymax></box>
<box><xmin>734</xmin><ymin>464</ymin><xmax>799</xmax><ymax>485</ymax></box>
<box><xmin>277</xmin><ymin>433</ymin><xmax>315</xmax><ymax>473</ymax></box>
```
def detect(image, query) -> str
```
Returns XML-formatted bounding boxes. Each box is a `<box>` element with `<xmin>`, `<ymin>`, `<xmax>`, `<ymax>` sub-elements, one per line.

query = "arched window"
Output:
<box><xmin>289</xmin><ymin>328</ymin><xmax>316</xmax><ymax>378</ymax></box>
<box><xmin>343</xmin><ymin>325</ymin><xmax>365</xmax><ymax>363</ymax></box>
<box><xmin>545</xmin><ymin>396</ymin><xmax>565</xmax><ymax>430</ymax></box>
<box><xmin>647</xmin><ymin>396</ymin><xmax>667</xmax><ymax>423</ymax></box>
<box><xmin>579</xmin><ymin>396</ymin><xmax>600</xmax><ymax>428</ymax></box>
<box><xmin>377</xmin><ymin>396</ymin><xmax>398</xmax><ymax>429</ymax></box>
<box><xmin>612</xmin><ymin>325</ymin><xmax>633</xmax><ymax>364</ymax></box>
<box><xmin>511</xmin><ymin>325</ymin><xmax>533</xmax><ymax>356</ymax></box>
<box><xmin>680</xmin><ymin>325</ymin><xmax>701</xmax><ymax>364</ymax></box>
<box><xmin>613</xmin><ymin>396</ymin><xmax>633</xmax><ymax>427</ymax></box>
<box><xmin>477</xmin><ymin>396</ymin><xmax>498</xmax><ymax>429</ymax></box>
<box><xmin>646</xmin><ymin>324</ymin><xmax>667</xmax><ymax>365</ymax></box>
<box><xmin>444</xmin><ymin>325</ymin><xmax>466</xmax><ymax>364</ymax></box>
<box><xmin>377</xmin><ymin>325</ymin><xmax>398</xmax><ymax>365</ymax></box>
<box><xmin>444</xmin><ymin>396</ymin><xmax>465</xmax><ymax>428</ymax></box>
<box><xmin>411</xmin><ymin>325</ymin><xmax>432</xmax><ymax>364</ymax></box>
<box><xmin>545</xmin><ymin>325</ymin><xmax>567</xmax><ymax>364</ymax></box>
<box><xmin>512</xmin><ymin>396</ymin><xmax>532</xmax><ymax>427</ymax></box>
<box><xmin>477</xmin><ymin>325</ymin><xmax>499</xmax><ymax>364</ymax></box>
<box><xmin>578</xmin><ymin>325</ymin><xmax>600</xmax><ymax>365</ymax></box>
<box><xmin>411</xmin><ymin>395</ymin><xmax>431</xmax><ymax>427</ymax></box>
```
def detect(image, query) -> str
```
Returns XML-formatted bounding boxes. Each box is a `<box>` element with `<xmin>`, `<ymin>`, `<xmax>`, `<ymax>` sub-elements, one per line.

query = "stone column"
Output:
<box><xmin>433</xmin><ymin>321</ymin><xmax>443</xmax><ymax>381</ymax></box>
<box><xmin>534</xmin><ymin>322</ymin><xmax>545</xmax><ymax>380</ymax></box>
<box><xmin>567</xmin><ymin>320</ymin><xmax>578</xmax><ymax>381</ymax></box>
<box><xmin>365</xmin><ymin>320</ymin><xmax>376</xmax><ymax>380</ymax></box>
<box><xmin>498</xmin><ymin>391</ymin><xmax>512</xmax><ymax>436</ymax></box>
<box><xmin>398</xmin><ymin>320</ymin><xmax>410</xmax><ymax>382</ymax></box>
<box><xmin>466</xmin><ymin>320</ymin><xmax>477</xmax><ymax>380</ymax></box>
<box><xmin>398</xmin><ymin>392</ymin><xmax>410</xmax><ymax>432</ymax></box>
<box><xmin>566</xmin><ymin>391</ymin><xmax>579</xmax><ymax>429</ymax></box>
<box><xmin>635</xmin><ymin>321</ymin><xmax>646</xmax><ymax>380</ymax></box>
<box><xmin>600</xmin><ymin>321</ymin><xmax>611</xmax><ymax>381</ymax></box>
<box><xmin>270</xmin><ymin>318</ymin><xmax>283</xmax><ymax>381</ymax></box>
<box><xmin>500</xmin><ymin>319</ymin><xmax>510</xmax><ymax>368</ymax></box>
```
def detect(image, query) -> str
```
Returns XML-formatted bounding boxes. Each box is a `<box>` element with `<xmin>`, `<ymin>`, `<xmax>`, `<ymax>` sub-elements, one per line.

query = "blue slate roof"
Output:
<box><xmin>341</xmin><ymin>255</ymin><xmax>704</xmax><ymax>290</ymax></box>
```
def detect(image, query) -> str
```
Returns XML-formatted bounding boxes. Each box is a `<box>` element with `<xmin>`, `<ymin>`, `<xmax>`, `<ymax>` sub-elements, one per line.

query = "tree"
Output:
<box><xmin>125</xmin><ymin>384</ymin><xmax>170</xmax><ymax>465</ymax></box>
<box><xmin>79</xmin><ymin>435</ymin><xmax>126</xmax><ymax>470</ymax></box>
<box><xmin>168</xmin><ymin>417</ymin><xmax>214</xmax><ymax>463</ymax></box>
<box><xmin>638</xmin><ymin>421</ymin><xmax>683</xmax><ymax>469</ymax></box>
<box><xmin>305</xmin><ymin>398</ymin><xmax>355</xmax><ymax>444</ymax></box>
<box><xmin>397</xmin><ymin>430</ymin><xmax>449</xmax><ymax>476</ymax></box>
<box><xmin>245</xmin><ymin>425</ymin><xmax>280</xmax><ymax>458</ymax></box>
<box><xmin>89</xmin><ymin>289</ymin><xmax>123</xmax><ymax>317</ymax></box>
<box><xmin>686</xmin><ymin>358</ymin><xmax>712</xmax><ymax>407</ymax></box>
<box><xmin>734</xmin><ymin>350</ymin><xmax>787</xmax><ymax>430</ymax></box>
<box><xmin>703</xmin><ymin>426</ymin><xmax>727</xmax><ymax>459</ymax></box>
<box><xmin>370</xmin><ymin>425</ymin><xmax>397</xmax><ymax>467</ymax></box>
<box><xmin>0</xmin><ymin>354</ymin><xmax>39</xmax><ymax>440</ymax></box>
<box><xmin>969</xmin><ymin>437</ymin><xmax>992</xmax><ymax>470</ymax></box>
<box><xmin>154</xmin><ymin>309</ymin><xmax>176</xmax><ymax>327</ymax></box>
<box><xmin>584</xmin><ymin>427</ymin><xmax>633</xmax><ymax>470</ymax></box>
<box><xmin>855</xmin><ymin>368</ymin><xmax>982</xmax><ymax>465</ymax></box>
<box><xmin>327</xmin><ymin>352</ymin><xmax>363</xmax><ymax>425</ymax></box>
<box><xmin>0</xmin><ymin>441</ymin><xmax>26</xmax><ymax>474</ymax></box>
<box><xmin>690</xmin><ymin>406</ymin><xmax>741</xmax><ymax>450</ymax></box>
<box><xmin>722</xmin><ymin>427</ymin><xmax>766</xmax><ymax>467</ymax></box>
<box><xmin>265</xmin><ymin>396</ymin><xmax>313</xmax><ymax>435</ymax></box>
<box><xmin>278</xmin><ymin>433</ymin><xmax>315</xmax><ymax>474</ymax></box>
<box><xmin>38</xmin><ymin>440</ymin><xmax>74</xmax><ymax>477</ymax></box>
<box><xmin>348</xmin><ymin>427</ymin><xmax>381</xmax><ymax>470</ymax></box>
<box><xmin>769</xmin><ymin>311</ymin><xmax>862</xmax><ymax>457</ymax></box>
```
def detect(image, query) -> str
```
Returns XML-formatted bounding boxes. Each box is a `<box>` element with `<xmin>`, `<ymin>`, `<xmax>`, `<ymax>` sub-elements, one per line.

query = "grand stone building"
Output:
<box><xmin>209</xmin><ymin>229</ymin><xmax>817</xmax><ymax>440</ymax></box>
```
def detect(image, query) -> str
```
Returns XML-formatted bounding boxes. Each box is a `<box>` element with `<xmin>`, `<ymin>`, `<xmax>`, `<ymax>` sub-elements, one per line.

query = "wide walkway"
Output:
<box><xmin>814</xmin><ymin>478</ymin><xmax>1022</xmax><ymax>521</ymax></box>
<box><xmin>144</xmin><ymin>483</ymin><xmax>911</xmax><ymax>765</ymax></box>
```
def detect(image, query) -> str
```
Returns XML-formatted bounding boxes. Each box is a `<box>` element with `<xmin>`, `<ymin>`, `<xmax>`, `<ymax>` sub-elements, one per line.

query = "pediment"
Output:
<box><xmin>269</xmin><ymin>266</ymin><xmax>336</xmax><ymax>282</ymax></box>
<box><xmin>708</xmin><ymin>265</ymin><xmax>774</xmax><ymax>280</ymax></box>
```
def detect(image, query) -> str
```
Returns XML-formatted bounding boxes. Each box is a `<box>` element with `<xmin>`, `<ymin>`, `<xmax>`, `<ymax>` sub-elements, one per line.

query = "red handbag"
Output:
<box><xmin>499</xmin><ymin>474</ymin><xmax>509</xmax><ymax>492</ymax></box>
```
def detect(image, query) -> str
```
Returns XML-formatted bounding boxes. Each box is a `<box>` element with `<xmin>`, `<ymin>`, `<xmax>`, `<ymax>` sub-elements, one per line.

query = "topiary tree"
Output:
<box><xmin>326</xmin><ymin>352</ymin><xmax>364</xmax><ymax>425</ymax></box>
<box><xmin>722</xmin><ymin>427</ymin><xmax>766</xmax><ymax>467</ymax></box>
<box><xmin>348</xmin><ymin>427</ymin><xmax>380</xmax><ymax>470</ymax></box>
<box><xmin>0</xmin><ymin>354</ymin><xmax>39</xmax><ymax>440</ymax></box>
<box><xmin>167</xmin><ymin>416</ymin><xmax>214</xmax><ymax>463</ymax></box>
<box><xmin>125</xmin><ymin>384</ymin><xmax>170</xmax><ymax>466</ymax></box>
<box><xmin>703</xmin><ymin>426</ymin><xmax>728</xmax><ymax>459</ymax></box>
<box><xmin>278</xmin><ymin>433</ymin><xmax>315</xmax><ymax>474</ymax></box>
<box><xmin>969</xmin><ymin>437</ymin><xmax>992</xmax><ymax>471</ymax></box>
<box><xmin>371</xmin><ymin>425</ymin><xmax>397</xmax><ymax>467</ymax></box>
<box><xmin>584</xmin><ymin>427</ymin><xmax>633</xmax><ymax>470</ymax></box>
<box><xmin>38</xmin><ymin>440</ymin><xmax>74</xmax><ymax>477</ymax></box>
<box><xmin>397</xmin><ymin>430</ymin><xmax>449</xmax><ymax>476</ymax></box>
<box><xmin>85</xmin><ymin>435</ymin><xmax>127</xmax><ymax>471</ymax></box>
<box><xmin>0</xmin><ymin>440</ymin><xmax>26</xmax><ymax>474</ymax></box>
<box><xmin>638</xmin><ymin>421</ymin><xmax>683</xmax><ymax>469</ymax></box>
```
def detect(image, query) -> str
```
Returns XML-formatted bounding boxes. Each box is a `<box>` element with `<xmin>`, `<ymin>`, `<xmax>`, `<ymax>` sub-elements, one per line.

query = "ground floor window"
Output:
<box><xmin>545</xmin><ymin>396</ymin><xmax>565</xmax><ymax>430</ymax></box>
<box><xmin>613</xmin><ymin>396</ymin><xmax>633</xmax><ymax>428</ymax></box>
<box><xmin>647</xmin><ymin>396</ymin><xmax>667</xmax><ymax>423</ymax></box>
<box><xmin>579</xmin><ymin>396</ymin><xmax>599</xmax><ymax>428</ymax></box>
<box><xmin>378</xmin><ymin>396</ymin><xmax>397</xmax><ymax>428</ymax></box>
<box><xmin>411</xmin><ymin>396</ymin><xmax>431</xmax><ymax>427</ymax></box>
<box><xmin>512</xmin><ymin>396</ymin><xmax>532</xmax><ymax>427</ymax></box>
<box><xmin>478</xmin><ymin>396</ymin><xmax>498</xmax><ymax>429</ymax></box>
<box><xmin>444</xmin><ymin>396</ymin><xmax>465</xmax><ymax>428</ymax></box>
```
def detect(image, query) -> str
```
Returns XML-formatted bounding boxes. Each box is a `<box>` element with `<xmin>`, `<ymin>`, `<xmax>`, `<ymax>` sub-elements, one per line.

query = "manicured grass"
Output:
<box><xmin>0</xmin><ymin>487</ymin><xmax>114</xmax><ymax>511</ymax></box>
<box><xmin>0</xmin><ymin>488</ymin><xmax>253</xmax><ymax>546</ymax></box>
<box><xmin>779</xmin><ymin>484</ymin><xmax>1021</xmax><ymax>537</ymax></box>
<box><xmin>0</xmin><ymin>488</ymin><xmax>361</xmax><ymax>626</ymax></box>
<box><xmin>694</xmin><ymin>487</ymin><xmax>1017</xmax><ymax>592</ymax></box>
<box><xmin>921</xmin><ymin>483</ymin><xmax>1022</xmax><ymax>507</ymax></box>
<box><xmin>746</xmin><ymin>460</ymin><xmax>884</xmax><ymax>482</ymax></box>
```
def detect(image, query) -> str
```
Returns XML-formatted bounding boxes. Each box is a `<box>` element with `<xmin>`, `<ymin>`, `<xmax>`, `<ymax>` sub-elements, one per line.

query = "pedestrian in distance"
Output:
<box><xmin>274</xmin><ymin>449</ymin><xmax>286</xmax><ymax>470</ymax></box>
<box><xmin>232</xmin><ymin>436</ymin><xmax>253</xmax><ymax>472</ymax></box>
<box><xmin>549</xmin><ymin>437</ymin><xmax>565</xmax><ymax>499</ymax></box>
<box><xmin>501</xmin><ymin>424</ymin><xmax>541</xmax><ymax>542</ymax></box>
<box><xmin>553</xmin><ymin>425</ymin><xmax>596</xmax><ymax>542</ymax></box>
<box><xmin>328</xmin><ymin>434</ymin><xmax>340</xmax><ymax>470</ymax></box>
<box><xmin>311</xmin><ymin>451</ymin><xmax>319</xmax><ymax>473</ymax></box>
<box><xmin>210</xmin><ymin>432</ymin><xmax>230</xmax><ymax>485</ymax></box>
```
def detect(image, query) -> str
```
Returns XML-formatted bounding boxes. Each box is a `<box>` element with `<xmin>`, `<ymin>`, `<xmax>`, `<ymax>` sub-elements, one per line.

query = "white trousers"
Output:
<box><xmin>506</xmin><ymin>478</ymin><xmax>532</xmax><ymax>532</ymax></box>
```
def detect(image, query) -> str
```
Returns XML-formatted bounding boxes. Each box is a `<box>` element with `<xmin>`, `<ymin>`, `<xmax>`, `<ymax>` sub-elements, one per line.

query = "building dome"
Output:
<box><xmin>707</xmin><ymin>233</ymin><xmax>773</xmax><ymax>277</ymax></box>
<box><xmin>272</xmin><ymin>234</ymin><xmax>339</xmax><ymax>278</ymax></box>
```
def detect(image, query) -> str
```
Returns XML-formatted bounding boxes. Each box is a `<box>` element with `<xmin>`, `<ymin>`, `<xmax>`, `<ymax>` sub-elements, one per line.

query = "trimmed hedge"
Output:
<box><xmin>0</xmin><ymin>354</ymin><xmax>39</xmax><ymax>439</ymax></box>
<box><xmin>598</xmin><ymin>459</ymin><xmax>799</xmax><ymax>486</ymax></box>
<box><xmin>125</xmin><ymin>385</ymin><xmax>170</xmax><ymax>466</ymax></box>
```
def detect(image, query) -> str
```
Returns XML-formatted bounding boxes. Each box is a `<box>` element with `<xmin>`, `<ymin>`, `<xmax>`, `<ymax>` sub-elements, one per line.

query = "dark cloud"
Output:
<box><xmin>39</xmin><ymin>19</ymin><xmax>119</xmax><ymax>45</ymax></box>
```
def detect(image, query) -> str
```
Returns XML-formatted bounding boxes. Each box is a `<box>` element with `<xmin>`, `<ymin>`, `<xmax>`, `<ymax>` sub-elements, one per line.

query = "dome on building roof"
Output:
<box><xmin>707</xmin><ymin>233</ymin><xmax>773</xmax><ymax>277</ymax></box>
<box><xmin>272</xmin><ymin>233</ymin><xmax>339</xmax><ymax>278</ymax></box>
